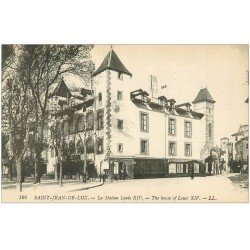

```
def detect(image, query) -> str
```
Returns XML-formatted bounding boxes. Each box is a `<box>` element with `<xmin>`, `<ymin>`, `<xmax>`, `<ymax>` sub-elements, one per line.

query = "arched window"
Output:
<box><xmin>76</xmin><ymin>140</ymin><xmax>84</xmax><ymax>155</ymax></box>
<box><xmin>62</xmin><ymin>141</ymin><xmax>69</xmax><ymax>155</ymax></box>
<box><xmin>77</xmin><ymin>114</ymin><xmax>85</xmax><ymax>132</ymax></box>
<box><xmin>208</xmin><ymin>123</ymin><xmax>212</xmax><ymax>140</ymax></box>
<box><xmin>69</xmin><ymin>140</ymin><xmax>75</xmax><ymax>154</ymax></box>
<box><xmin>63</xmin><ymin>120</ymin><xmax>69</xmax><ymax>136</ymax></box>
<box><xmin>69</xmin><ymin>116</ymin><xmax>76</xmax><ymax>135</ymax></box>
<box><xmin>86</xmin><ymin>137</ymin><xmax>94</xmax><ymax>153</ymax></box>
<box><xmin>73</xmin><ymin>115</ymin><xmax>78</xmax><ymax>133</ymax></box>
<box><xmin>97</xmin><ymin>137</ymin><xmax>104</xmax><ymax>154</ymax></box>
<box><xmin>86</xmin><ymin>111</ymin><xmax>94</xmax><ymax>130</ymax></box>
<box><xmin>97</xmin><ymin>109</ymin><xmax>104</xmax><ymax>130</ymax></box>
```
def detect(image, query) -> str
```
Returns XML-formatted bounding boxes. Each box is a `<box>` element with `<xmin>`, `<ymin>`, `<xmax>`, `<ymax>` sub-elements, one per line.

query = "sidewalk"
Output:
<box><xmin>1</xmin><ymin>179</ymin><xmax>104</xmax><ymax>190</ymax></box>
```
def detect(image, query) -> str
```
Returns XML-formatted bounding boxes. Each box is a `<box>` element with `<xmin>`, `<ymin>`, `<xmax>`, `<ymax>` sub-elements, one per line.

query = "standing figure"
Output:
<box><xmin>189</xmin><ymin>163</ymin><xmax>194</xmax><ymax>180</ymax></box>
<box><xmin>208</xmin><ymin>161</ymin><xmax>212</xmax><ymax>176</ymax></box>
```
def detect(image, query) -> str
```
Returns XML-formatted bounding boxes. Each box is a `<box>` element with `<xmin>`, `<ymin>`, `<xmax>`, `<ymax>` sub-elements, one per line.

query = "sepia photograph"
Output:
<box><xmin>1</xmin><ymin>44</ymin><xmax>249</xmax><ymax>203</ymax></box>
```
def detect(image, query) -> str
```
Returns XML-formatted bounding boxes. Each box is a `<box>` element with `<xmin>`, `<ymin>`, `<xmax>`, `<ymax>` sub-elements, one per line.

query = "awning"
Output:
<box><xmin>109</xmin><ymin>157</ymin><xmax>136</xmax><ymax>164</ymax></box>
<box><xmin>168</xmin><ymin>158</ymin><xmax>202</xmax><ymax>164</ymax></box>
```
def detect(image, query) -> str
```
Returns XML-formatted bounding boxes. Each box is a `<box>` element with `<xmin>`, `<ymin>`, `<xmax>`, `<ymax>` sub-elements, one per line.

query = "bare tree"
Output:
<box><xmin>2</xmin><ymin>77</ymin><xmax>35</xmax><ymax>191</ymax></box>
<box><xmin>50</xmin><ymin>118</ymin><xmax>68</xmax><ymax>186</ymax></box>
<box><xmin>18</xmin><ymin>45</ymin><xmax>95</xmax><ymax>183</ymax></box>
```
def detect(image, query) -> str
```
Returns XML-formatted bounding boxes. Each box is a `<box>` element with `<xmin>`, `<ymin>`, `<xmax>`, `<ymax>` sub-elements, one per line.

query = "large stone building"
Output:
<box><xmin>46</xmin><ymin>48</ymin><xmax>216</xmax><ymax>179</ymax></box>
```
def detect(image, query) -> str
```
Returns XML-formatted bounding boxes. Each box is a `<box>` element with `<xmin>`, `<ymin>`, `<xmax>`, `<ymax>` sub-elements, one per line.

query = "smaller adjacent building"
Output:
<box><xmin>231</xmin><ymin>124</ymin><xmax>249</xmax><ymax>172</ymax></box>
<box><xmin>220</xmin><ymin>137</ymin><xmax>233</xmax><ymax>171</ymax></box>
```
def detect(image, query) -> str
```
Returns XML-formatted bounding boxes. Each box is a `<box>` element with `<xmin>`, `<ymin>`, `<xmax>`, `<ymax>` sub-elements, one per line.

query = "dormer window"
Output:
<box><xmin>170</xmin><ymin>102</ymin><xmax>175</xmax><ymax>111</ymax></box>
<box><xmin>142</xmin><ymin>95</ymin><xmax>147</xmax><ymax>102</ymax></box>
<box><xmin>160</xmin><ymin>100</ymin><xmax>165</xmax><ymax>106</ymax></box>
<box><xmin>118</xmin><ymin>72</ymin><xmax>123</xmax><ymax>80</ymax></box>
<box><xmin>158</xmin><ymin>96</ymin><xmax>167</xmax><ymax>106</ymax></box>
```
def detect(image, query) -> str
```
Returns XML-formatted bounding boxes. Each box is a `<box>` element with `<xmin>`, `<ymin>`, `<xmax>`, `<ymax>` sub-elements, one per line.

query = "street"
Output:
<box><xmin>1</xmin><ymin>173</ymin><xmax>248</xmax><ymax>203</ymax></box>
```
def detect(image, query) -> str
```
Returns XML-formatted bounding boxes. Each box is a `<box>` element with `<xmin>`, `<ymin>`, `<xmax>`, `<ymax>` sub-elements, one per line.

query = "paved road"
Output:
<box><xmin>82</xmin><ymin>173</ymin><xmax>248</xmax><ymax>203</ymax></box>
<box><xmin>1</xmin><ymin>173</ymin><xmax>248</xmax><ymax>203</ymax></box>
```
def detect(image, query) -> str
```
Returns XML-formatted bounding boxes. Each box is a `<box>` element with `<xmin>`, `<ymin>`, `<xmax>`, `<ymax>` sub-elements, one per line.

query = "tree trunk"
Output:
<box><xmin>34</xmin><ymin>111</ymin><xmax>46</xmax><ymax>184</ymax></box>
<box><xmin>54</xmin><ymin>163</ymin><xmax>58</xmax><ymax>181</ymax></box>
<box><xmin>34</xmin><ymin>154</ymin><xmax>41</xmax><ymax>184</ymax></box>
<box><xmin>83</xmin><ymin>133</ymin><xmax>87</xmax><ymax>183</ymax></box>
<box><xmin>59</xmin><ymin>161</ymin><xmax>63</xmax><ymax>187</ymax></box>
<box><xmin>8</xmin><ymin>162</ymin><xmax>13</xmax><ymax>181</ymax></box>
<box><xmin>16</xmin><ymin>158</ymin><xmax>22</xmax><ymax>192</ymax></box>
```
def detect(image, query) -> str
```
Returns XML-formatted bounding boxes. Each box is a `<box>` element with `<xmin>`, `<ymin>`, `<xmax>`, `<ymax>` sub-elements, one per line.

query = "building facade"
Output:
<box><xmin>46</xmin><ymin>48</ymin><xmax>216</xmax><ymax>179</ymax></box>
<box><xmin>220</xmin><ymin>137</ymin><xmax>233</xmax><ymax>171</ymax></box>
<box><xmin>231</xmin><ymin>124</ymin><xmax>249</xmax><ymax>172</ymax></box>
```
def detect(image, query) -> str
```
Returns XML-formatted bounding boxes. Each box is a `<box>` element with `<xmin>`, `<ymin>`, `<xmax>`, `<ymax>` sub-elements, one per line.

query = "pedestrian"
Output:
<box><xmin>202</xmin><ymin>162</ymin><xmax>206</xmax><ymax>175</ymax></box>
<box><xmin>208</xmin><ymin>161</ymin><xmax>212</xmax><ymax>176</ymax></box>
<box><xmin>219</xmin><ymin>160</ymin><xmax>223</xmax><ymax>174</ymax></box>
<box><xmin>102</xmin><ymin>172</ymin><xmax>104</xmax><ymax>182</ymax></box>
<box><xmin>189</xmin><ymin>163</ymin><xmax>194</xmax><ymax>180</ymax></box>
<box><xmin>120</xmin><ymin>168</ymin><xmax>124</xmax><ymax>180</ymax></box>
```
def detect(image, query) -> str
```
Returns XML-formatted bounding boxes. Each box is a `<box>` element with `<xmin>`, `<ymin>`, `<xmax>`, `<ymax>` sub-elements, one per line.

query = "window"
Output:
<box><xmin>169</xmin><ymin>118</ymin><xmax>176</xmax><ymax>135</ymax></box>
<box><xmin>69</xmin><ymin>117</ymin><xmax>75</xmax><ymax>134</ymax></box>
<box><xmin>117</xmin><ymin>91</ymin><xmax>123</xmax><ymax>100</ymax></box>
<box><xmin>185</xmin><ymin>143</ymin><xmax>192</xmax><ymax>156</ymax></box>
<box><xmin>140</xmin><ymin>112</ymin><xmax>149</xmax><ymax>132</ymax></box>
<box><xmin>86</xmin><ymin>137</ymin><xmax>94</xmax><ymax>153</ymax></box>
<box><xmin>63</xmin><ymin>120</ymin><xmax>69</xmax><ymax>136</ymax></box>
<box><xmin>117</xmin><ymin>119</ymin><xmax>123</xmax><ymax>129</ymax></box>
<box><xmin>97</xmin><ymin>109</ymin><xmax>104</xmax><ymax>130</ymax></box>
<box><xmin>118</xmin><ymin>143</ymin><xmax>123</xmax><ymax>153</ymax></box>
<box><xmin>140</xmin><ymin>139</ymin><xmax>149</xmax><ymax>154</ymax></box>
<box><xmin>118</xmin><ymin>72</ymin><xmax>123</xmax><ymax>80</ymax></box>
<box><xmin>51</xmin><ymin>148</ymin><xmax>54</xmax><ymax>157</ymax></box>
<box><xmin>142</xmin><ymin>95</ymin><xmax>148</xmax><ymax>102</ymax></box>
<box><xmin>76</xmin><ymin>140</ymin><xmax>84</xmax><ymax>154</ymax></box>
<box><xmin>77</xmin><ymin>115</ymin><xmax>85</xmax><ymax>132</ymax></box>
<box><xmin>69</xmin><ymin>140</ymin><xmax>75</xmax><ymax>154</ymax></box>
<box><xmin>97</xmin><ymin>138</ymin><xmax>104</xmax><ymax>154</ymax></box>
<box><xmin>184</xmin><ymin>121</ymin><xmax>192</xmax><ymax>138</ymax></box>
<box><xmin>208</xmin><ymin>123</ymin><xmax>212</xmax><ymax>140</ymax></box>
<box><xmin>86</xmin><ymin>111</ymin><xmax>94</xmax><ymax>130</ymax></box>
<box><xmin>176</xmin><ymin>164</ymin><xmax>183</xmax><ymax>174</ymax></box>
<box><xmin>98</xmin><ymin>92</ymin><xmax>102</xmax><ymax>102</ymax></box>
<box><xmin>169</xmin><ymin>141</ymin><xmax>176</xmax><ymax>156</ymax></box>
<box><xmin>160</xmin><ymin>100</ymin><xmax>165</xmax><ymax>106</ymax></box>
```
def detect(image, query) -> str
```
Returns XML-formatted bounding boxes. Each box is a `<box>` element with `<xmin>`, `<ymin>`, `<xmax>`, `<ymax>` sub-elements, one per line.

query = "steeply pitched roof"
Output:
<box><xmin>48</xmin><ymin>79</ymin><xmax>72</xmax><ymax>99</ymax></box>
<box><xmin>92</xmin><ymin>49</ymin><xmax>132</xmax><ymax>77</ymax></box>
<box><xmin>131</xmin><ymin>99</ymin><xmax>204</xmax><ymax>120</ymax></box>
<box><xmin>192</xmin><ymin>88</ymin><xmax>215</xmax><ymax>104</ymax></box>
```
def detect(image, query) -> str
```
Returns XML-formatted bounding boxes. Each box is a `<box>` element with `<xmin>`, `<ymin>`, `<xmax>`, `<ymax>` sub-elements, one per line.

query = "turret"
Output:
<box><xmin>193</xmin><ymin>87</ymin><xmax>215</xmax><ymax>160</ymax></box>
<box><xmin>92</xmin><ymin>47</ymin><xmax>132</xmax><ymax>162</ymax></box>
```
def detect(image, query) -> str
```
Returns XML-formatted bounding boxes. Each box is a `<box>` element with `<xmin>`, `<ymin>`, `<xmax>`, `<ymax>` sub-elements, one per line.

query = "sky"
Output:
<box><xmin>91</xmin><ymin>45</ymin><xmax>249</xmax><ymax>146</ymax></box>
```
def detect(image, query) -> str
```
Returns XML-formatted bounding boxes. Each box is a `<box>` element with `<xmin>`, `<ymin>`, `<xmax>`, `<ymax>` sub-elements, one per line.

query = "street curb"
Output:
<box><xmin>69</xmin><ymin>182</ymin><xmax>104</xmax><ymax>192</ymax></box>
<box><xmin>82</xmin><ymin>182</ymin><xmax>104</xmax><ymax>190</ymax></box>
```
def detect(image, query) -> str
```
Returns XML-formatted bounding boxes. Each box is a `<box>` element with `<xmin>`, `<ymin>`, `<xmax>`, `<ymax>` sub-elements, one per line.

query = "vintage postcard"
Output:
<box><xmin>1</xmin><ymin>44</ymin><xmax>249</xmax><ymax>203</ymax></box>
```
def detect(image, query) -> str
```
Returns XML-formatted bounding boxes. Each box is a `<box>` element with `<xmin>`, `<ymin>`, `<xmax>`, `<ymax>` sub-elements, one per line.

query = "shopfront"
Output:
<box><xmin>133</xmin><ymin>158</ymin><xmax>202</xmax><ymax>179</ymax></box>
<box><xmin>109</xmin><ymin>158</ymin><xmax>135</xmax><ymax>180</ymax></box>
